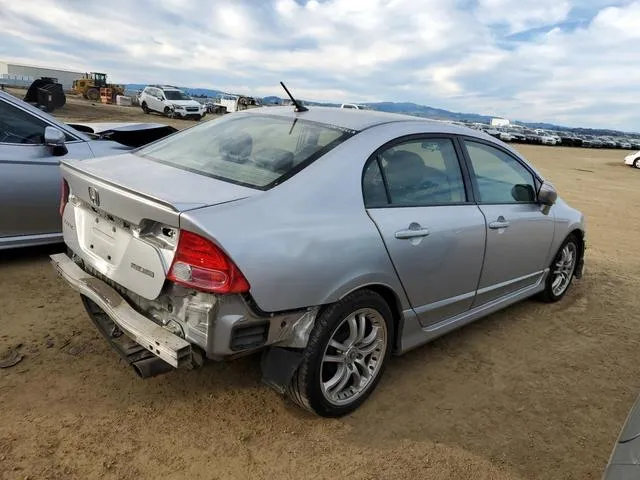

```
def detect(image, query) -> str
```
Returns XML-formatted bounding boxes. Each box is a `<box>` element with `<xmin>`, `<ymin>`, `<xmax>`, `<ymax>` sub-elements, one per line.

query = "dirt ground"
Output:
<box><xmin>1</xmin><ymin>94</ymin><xmax>640</xmax><ymax>479</ymax></box>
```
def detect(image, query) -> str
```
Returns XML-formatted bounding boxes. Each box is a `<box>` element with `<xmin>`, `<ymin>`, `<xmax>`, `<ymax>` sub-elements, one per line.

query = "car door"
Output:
<box><xmin>146</xmin><ymin>88</ymin><xmax>161</xmax><ymax>112</ymax></box>
<box><xmin>155</xmin><ymin>89</ymin><xmax>167</xmax><ymax>112</ymax></box>
<box><xmin>461</xmin><ymin>138</ymin><xmax>555</xmax><ymax>306</ymax></box>
<box><xmin>364</xmin><ymin>136</ymin><xmax>486</xmax><ymax>327</ymax></box>
<box><xmin>0</xmin><ymin>98</ymin><xmax>93</xmax><ymax>239</ymax></box>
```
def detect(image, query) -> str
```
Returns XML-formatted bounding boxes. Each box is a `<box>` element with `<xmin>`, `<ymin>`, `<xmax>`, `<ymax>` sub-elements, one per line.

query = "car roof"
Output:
<box><xmin>145</xmin><ymin>85</ymin><xmax>182</xmax><ymax>91</ymax></box>
<box><xmin>237</xmin><ymin>105</ymin><xmax>486</xmax><ymax>135</ymax></box>
<box><xmin>235</xmin><ymin>105</ymin><xmax>547</xmax><ymax>180</ymax></box>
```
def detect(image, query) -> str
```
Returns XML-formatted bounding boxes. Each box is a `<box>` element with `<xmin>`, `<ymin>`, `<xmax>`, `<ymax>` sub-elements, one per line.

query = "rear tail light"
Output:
<box><xmin>167</xmin><ymin>230</ymin><xmax>250</xmax><ymax>294</ymax></box>
<box><xmin>59</xmin><ymin>179</ymin><xmax>69</xmax><ymax>216</ymax></box>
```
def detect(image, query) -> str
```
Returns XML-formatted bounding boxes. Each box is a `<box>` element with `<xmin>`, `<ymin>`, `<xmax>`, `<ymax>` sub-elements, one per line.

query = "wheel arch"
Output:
<box><xmin>568</xmin><ymin>227</ymin><xmax>586</xmax><ymax>278</ymax></box>
<box><xmin>334</xmin><ymin>282</ymin><xmax>406</xmax><ymax>353</ymax></box>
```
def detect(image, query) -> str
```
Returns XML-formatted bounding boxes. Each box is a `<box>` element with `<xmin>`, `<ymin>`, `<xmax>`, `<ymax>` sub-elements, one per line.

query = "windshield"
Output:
<box><xmin>164</xmin><ymin>90</ymin><xmax>191</xmax><ymax>100</ymax></box>
<box><xmin>137</xmin><ymin>114</ymin><xmax>356</xmax><ymax>190</ymax></box>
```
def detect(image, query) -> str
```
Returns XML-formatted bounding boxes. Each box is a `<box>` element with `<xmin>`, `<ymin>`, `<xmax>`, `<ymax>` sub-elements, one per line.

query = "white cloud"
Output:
<box><xmin>0</xmin><ymin>0</ymin><xmax>639</xmax><ymax>130</ymax></box>
<box><xmin>476</xmin><ymin>0</ymin><xmax>572</xmax><ymax>33</ymax></box>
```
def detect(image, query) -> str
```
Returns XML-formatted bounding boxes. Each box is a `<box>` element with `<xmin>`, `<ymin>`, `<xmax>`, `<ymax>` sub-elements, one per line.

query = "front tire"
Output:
<box><xmin>141</xmin><ymin>102</ymin><xmax>150</xmax><ymax>114</ymax></box>
<box><xmin>286</xmin><ymin>290</ymin><xmax>393</xmax><ymax>417</ymax></box>
<box><xmin>539</xmin><ymin>234</ymin><xmax>579</xmax><ymax>303</ymax></box>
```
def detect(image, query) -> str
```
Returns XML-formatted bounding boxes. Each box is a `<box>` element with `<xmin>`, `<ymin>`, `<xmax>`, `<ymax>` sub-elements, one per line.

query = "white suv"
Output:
<box><xmin>139</xmin><ymin>86</ymin><xmax>205</xmax><ymax>120</ymax></box>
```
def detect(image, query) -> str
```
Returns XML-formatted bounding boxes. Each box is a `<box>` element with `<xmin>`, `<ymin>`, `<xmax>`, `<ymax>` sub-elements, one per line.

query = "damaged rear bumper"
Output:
<box><xmin>51</xmin><ymin>253</ymin><xmax>191</xmax><ymax>368</ymax></box>
<box><xmin>51</xmin><ymin>252</ymin><xmax>320</xmax><ymax>374</ymax></box>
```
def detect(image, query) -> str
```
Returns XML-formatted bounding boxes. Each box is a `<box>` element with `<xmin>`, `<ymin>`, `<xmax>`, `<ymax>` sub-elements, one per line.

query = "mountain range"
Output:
<box><xmin>125</xmin><ymin>84</ymin><xmax>633</xmax><ymax>136</ymax></box>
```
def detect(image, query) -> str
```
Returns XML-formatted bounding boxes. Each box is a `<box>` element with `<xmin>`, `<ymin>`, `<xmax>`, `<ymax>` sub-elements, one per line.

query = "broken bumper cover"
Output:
<box><xmin>50</xmin><ymin>253</ymin><xmax>191</xmax><ymax>368</ymax></box>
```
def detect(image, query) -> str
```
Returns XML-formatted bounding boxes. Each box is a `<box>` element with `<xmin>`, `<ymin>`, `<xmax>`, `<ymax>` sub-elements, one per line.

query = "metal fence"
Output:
<box><xmin>0</xmin><ymin>74</ymin><xmax>35</xmax><ymax>88</ymax></box>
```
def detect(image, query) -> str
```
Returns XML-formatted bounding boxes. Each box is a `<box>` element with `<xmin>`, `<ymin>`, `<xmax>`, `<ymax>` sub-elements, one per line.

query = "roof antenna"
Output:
<box><xmin>280</xmin><ymin>81</ymin><xmax>308</xmax><ymax>112</ymax></box>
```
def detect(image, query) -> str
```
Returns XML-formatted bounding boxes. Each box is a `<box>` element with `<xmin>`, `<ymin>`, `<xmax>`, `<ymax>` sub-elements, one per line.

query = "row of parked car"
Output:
<box><xmin>464</xmin><ymin>124</ymin><xmax>640</xmax><ymax>149</ymax></box>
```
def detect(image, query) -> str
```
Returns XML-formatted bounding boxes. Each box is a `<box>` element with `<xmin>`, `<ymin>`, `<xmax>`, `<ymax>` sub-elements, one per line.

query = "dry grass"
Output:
<box><xmin>1</xmin><ymin>97</ymin><xmax>639</xmax><ymax>479</ymax></box>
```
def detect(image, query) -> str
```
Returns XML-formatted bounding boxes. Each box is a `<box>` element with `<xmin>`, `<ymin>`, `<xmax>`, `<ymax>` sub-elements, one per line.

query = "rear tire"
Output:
<box><xmin>538</xmin><ymin>234</ymin><xmax>579</xmax><ymax>303</ymax></box>
<box><xmin>286</xmin><ymin>290</ymin><xmax>393</xmax><ymax>417</ymax></box>
<box><xmin>86</xmin><ymin>88</ymin><xmax>99</xmax><ymax>102</ymax></box>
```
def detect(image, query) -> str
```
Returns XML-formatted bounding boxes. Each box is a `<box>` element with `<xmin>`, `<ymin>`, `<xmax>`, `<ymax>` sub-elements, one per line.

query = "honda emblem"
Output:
<box><xmin>88</xmin><ymin>186</ymin><xmax>100</xmax><ymax>207</ymax></box>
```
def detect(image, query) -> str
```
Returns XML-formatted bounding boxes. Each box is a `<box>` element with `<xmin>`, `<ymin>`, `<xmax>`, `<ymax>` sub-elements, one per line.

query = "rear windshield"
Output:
<box><xmin>137</xmin><ymin>114</ymin><xmax>355</xmax><ymax>190</ymax></box>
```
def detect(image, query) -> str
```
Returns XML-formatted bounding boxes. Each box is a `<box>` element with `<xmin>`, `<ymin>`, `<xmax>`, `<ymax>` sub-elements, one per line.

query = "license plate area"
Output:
<box><xmin>65</xmin><ymin>204</ymin><xmax>169</xmax><ymax>300</ymax></box>
<box><xmin>87</xmin><ymin>214</ymin><xmax>130</xmax><ymax>264</ymax></box>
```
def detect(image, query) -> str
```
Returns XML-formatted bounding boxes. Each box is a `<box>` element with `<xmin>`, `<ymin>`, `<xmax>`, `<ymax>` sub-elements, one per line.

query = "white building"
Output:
<box><xmin>0</xmin><ymin>61</ymin><xmax>84</xmax><ymax>90</ymax></box>
<box><xmin>490</xmin><ymin>117</ymin><xmax>510</xmax><ymax>127</ymax></box>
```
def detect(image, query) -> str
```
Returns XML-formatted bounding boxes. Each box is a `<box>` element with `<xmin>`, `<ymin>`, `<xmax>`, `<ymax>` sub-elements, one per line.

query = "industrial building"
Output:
<box><xmin>0</xmin><ymin>61</ymin><xmax>84</xmax><ymax>90</ymax></box>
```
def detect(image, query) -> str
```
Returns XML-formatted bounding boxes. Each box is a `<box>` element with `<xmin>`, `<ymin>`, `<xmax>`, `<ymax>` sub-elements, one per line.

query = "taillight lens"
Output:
<box><xmin>59</xmin><ymin>179</ymin><xmax>69</xmax><ymax>216</ymax></box>
<box><xmin>167</xmin><ymin>230</ymin><xmax>250</xmax><ymax>294</ymax></box>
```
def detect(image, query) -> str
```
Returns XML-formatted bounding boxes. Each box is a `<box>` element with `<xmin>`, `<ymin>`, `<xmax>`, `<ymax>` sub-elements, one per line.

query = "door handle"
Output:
<box><xmin>395</xmin><ymin>227</ymin><xmax>430</xmax><ymax>239</ymax></box>
<box><xmin>489</xmin><ymin>216</ymin><xmax>510</xmax><ymax>229</ymax></box>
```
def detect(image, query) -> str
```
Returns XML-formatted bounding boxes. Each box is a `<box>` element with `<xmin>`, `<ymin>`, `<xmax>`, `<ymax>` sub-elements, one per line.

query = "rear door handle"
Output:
<box><xmin>489</xmin><ymin>216</ymin><xmax>510</xmax><ymax>229</ymax></box>
<box><xmin>395</xmin><ymin>227</ymin><xmax>430</xmax><ymax>239</ymax></box>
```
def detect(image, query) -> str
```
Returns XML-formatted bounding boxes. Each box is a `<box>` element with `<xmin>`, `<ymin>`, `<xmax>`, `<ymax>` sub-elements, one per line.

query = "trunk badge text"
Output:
<box><xmin>88</xmin><ymin>186</ymin><xmax>100</xmax><ymax>207</ymax></box>
<box><xmin>131</xmin><ymin>262</ymin><xmax>155</xmax><ymax>278</ymax></box>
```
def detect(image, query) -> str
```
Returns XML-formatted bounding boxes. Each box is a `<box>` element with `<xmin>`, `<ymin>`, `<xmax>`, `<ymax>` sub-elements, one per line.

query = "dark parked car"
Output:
<box><xmin>581</xmin><ymin>135</ymin><xmax>602</xmax><ymax>148</ymax></box>
<box><xmin>559</xmin><ymin>133</ymin><xmax>582</xmax><ymax>147</ymax></box>
<box><xmin>522</xmin><ymin>129</ymin><xmax>542</xmax><ymax>145</ymax></box>
<box><xmin>506</xmin><ymin>129</ymin><xmax>528</xmax><ymax>143</ymax></box>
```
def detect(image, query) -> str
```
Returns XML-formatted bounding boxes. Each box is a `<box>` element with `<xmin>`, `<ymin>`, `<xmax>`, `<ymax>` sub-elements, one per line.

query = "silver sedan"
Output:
<box><xmin>0</xmin><ymin>89</ymin><xmax>176</xmax><ymax>249</ymax></box>
<box><xmin>51</xmin><ymin>106</ymin><xmax>586</xmax><ymax>417</ymax></box>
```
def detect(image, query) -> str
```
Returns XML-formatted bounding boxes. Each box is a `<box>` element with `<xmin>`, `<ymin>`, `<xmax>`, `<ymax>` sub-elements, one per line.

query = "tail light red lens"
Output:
<box><xmin>59</xmin><ymin>179</ymin><xmax>69</xmax><ymax>216</ymax></box>
<box><xmin>167</xmin><ymin>230</ymin><xmax>250</xmax><ymax>294</ymax></box>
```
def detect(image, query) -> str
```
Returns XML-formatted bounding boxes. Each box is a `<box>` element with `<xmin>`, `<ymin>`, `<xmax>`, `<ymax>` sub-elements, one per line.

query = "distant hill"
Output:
<box><xmin>125</xmin><ymin>84</ymin><xmax>637</xmax><ymax>135</ymax></box>
<box><xmin>261</xmin><ymin>96</ymin><xmax>503</xmax><ymax>124</ymax></box>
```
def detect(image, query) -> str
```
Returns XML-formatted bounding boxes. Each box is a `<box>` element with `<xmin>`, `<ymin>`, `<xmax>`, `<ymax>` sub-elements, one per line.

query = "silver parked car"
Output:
<box><xmin>51</xmin><ymin>106</ymin><xmax>586</xmax><ymax>417</ymax></box>
<box><xmin>0</xmin><ymin>89</ymin><xmax>176</xmax><ymax>249</ymax></box>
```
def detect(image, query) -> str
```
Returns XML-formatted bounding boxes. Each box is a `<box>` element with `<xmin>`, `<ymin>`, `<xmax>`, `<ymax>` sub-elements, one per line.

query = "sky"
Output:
<box><xmin>1</xmin><ymin>0</ymin><xmax>639</xmax><ymax>130</ymax></box>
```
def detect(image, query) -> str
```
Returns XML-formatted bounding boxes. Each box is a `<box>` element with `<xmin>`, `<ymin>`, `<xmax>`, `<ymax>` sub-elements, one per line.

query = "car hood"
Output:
<box><xmin>67</xmin><ymin>122</ymin><xmax>178</xmax><ymax>148</ymax></box>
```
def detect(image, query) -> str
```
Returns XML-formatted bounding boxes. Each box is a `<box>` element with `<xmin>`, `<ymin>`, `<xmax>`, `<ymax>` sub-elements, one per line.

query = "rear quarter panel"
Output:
<box><xmin>180</xmin><ymin>122</ymin><xmax>448</xmax><ymax>313</ymax></box>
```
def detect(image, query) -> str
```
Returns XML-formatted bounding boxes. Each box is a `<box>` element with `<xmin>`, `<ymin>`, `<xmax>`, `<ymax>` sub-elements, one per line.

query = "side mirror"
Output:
<box><xmin>44</xmin><ymin>126</ymin><xmax>67</xmax><ymax>156</ymax></box>
<box><xmin>538</xmin><ymin>182</ymin><xmax>557</xmax><ymax>206</ymax></box>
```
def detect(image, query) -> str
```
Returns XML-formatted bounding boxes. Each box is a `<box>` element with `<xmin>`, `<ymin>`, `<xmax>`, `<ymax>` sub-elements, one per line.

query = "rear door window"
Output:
<box><xmin>363</xmin><ymin>138</ymin><xmax>467</xmax><ymax>206</ymax></box>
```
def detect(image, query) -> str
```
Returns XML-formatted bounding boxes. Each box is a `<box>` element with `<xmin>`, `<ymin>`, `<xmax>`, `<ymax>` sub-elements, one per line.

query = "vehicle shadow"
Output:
<box><xmin>0</xmin><ymin>242</ymin><xmax>66</xmax><ymax>265</ymax></box>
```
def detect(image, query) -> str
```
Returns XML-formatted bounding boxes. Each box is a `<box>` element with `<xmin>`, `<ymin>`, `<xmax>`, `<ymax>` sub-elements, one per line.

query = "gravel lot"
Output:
<box><xmin>1</xmin><ymin>94</ymin><xmax>639</xmax><ymax>479</ymax></box>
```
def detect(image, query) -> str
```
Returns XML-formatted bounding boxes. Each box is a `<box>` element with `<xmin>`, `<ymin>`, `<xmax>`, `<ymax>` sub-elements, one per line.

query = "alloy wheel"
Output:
<box><xmin>320</xmin><ymin>308</ymin><xmax>387</xmax><ymax>406</ymax></box>
<box><xmin>551</xmin><ymin>242</ymin><xmax>577</xmax><ymax>297</ymax></box>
